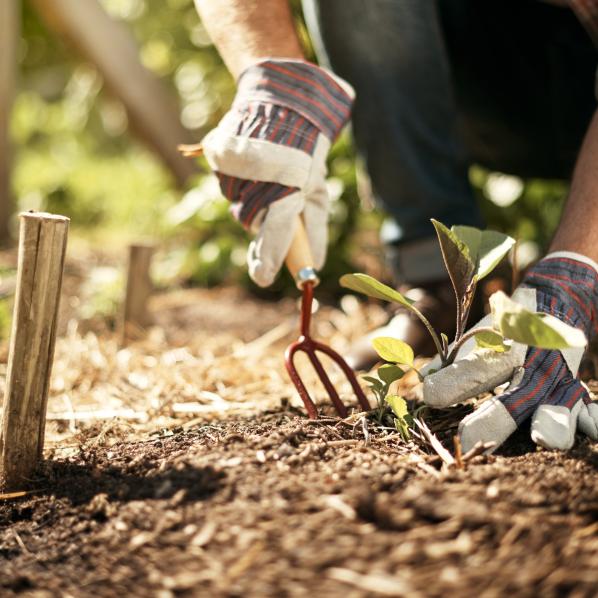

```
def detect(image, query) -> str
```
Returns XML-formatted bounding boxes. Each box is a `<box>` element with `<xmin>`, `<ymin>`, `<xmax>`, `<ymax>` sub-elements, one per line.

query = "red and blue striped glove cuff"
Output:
<box><xmin>522</xmin><ymin>254</ymin><xmax>598</xmax><ymax>339</ymax></box>
<box><xmin>218</xmin><ymin>103</ymin><xmax>322</xmax><ymax>157</ymax></box>
<box><xmin>233</xmin><ymin>59</ymin><xmax>354</xmax><ymax>142</ymax></box>
<box><xmin>216</xmin><ymin>174</ymin><xmax>297</xmax><ymax>228</ymax></box>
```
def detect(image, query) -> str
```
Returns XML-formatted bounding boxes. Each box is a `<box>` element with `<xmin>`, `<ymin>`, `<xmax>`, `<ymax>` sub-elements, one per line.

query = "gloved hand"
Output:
<box><xmin>201</xmin><ymin>59</ymin><xmax>354</xmax><ymax>287</ymax></box>
<box><xmin>423</xmin><ymin>252</ymin><xmax>598</xmax><ymax>452</ymax></box>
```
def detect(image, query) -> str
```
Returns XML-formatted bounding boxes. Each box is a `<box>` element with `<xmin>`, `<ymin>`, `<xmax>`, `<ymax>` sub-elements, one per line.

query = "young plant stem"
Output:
<box><xmin>445</xmin><ymin>326</ymin><xmax>499</xmax><ymax>365</ymax></box>
<box><xmin>454</xmin><ymin>280</ymin><xmax>478</xmax><ymax>345</ymax></box>
<box><xmin>460</xmin><ymin>282</ymin><xmax>478</xmax><ymax>335</ymax></box>
<box><xmin>409</xmin><ymin>304</ymin><xmax>446</xmax><ymax>363</ymax></box>
<box><xmin>454</xmin><ymin>293</ymin><xmax>463</xmax><ymax>345</ymax></box>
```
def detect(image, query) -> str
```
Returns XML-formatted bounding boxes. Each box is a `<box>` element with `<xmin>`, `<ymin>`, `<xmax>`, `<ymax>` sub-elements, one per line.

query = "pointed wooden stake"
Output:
<box><xmin>0</xmin><ymin>212</ymin><xmax>69</xmax><ymax>491</ymax></box>
<box><xmin>122</xmin><ymin>243</ymin><xmax>154</xmax><ymax>344</ymax></box>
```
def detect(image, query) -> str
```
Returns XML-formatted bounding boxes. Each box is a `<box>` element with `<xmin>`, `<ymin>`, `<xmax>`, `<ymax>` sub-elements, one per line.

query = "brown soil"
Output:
<box><xmin>0</xmin><ymin>252</ymin><xmax>597</xmax><ymax>597</ymax></box>
<box><xmin>1</xmin><ymin>412</ymin><xmax>597</xmax><ymax>597</ymax></box>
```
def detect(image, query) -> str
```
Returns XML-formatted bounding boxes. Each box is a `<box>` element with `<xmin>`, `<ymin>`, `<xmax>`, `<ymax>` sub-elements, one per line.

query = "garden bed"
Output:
<box><xmin>1</xmin><ymin>410</ymin><xmax>597</xmax><ymax>597</ymax></box>
<box><xmin>0</xmin><ymin>261</ymin><xmax>597</xmax><ymax>597</ymax></box>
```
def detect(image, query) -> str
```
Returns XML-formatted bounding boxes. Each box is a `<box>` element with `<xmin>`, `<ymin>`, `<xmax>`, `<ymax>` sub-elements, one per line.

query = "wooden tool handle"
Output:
<box><xmin>285</xmin><ymin>217</ymin><xmax>314</xmax><ymax>279</ymax></box>
<box><xmin>285</xmin><ymin>217</ymin><xmax>320</xmax><ymax>288</ymax></box>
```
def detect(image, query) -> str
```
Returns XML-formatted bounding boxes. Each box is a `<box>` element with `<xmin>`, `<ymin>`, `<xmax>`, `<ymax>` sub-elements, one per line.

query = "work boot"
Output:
<box><xmin>346</xmin><ymin>278</ymin><xmax>484</xmax><ymax>371</ymax></box>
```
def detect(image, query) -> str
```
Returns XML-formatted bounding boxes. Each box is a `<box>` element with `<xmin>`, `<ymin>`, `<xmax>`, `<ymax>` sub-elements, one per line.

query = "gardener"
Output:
<box><xmin>194</xmin><ymin>0</ymin><xmax>598</xmax><ymax>451</ymax></box>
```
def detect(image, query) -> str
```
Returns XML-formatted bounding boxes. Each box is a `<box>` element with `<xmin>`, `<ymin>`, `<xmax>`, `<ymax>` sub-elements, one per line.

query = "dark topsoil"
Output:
<box><xmin>1</xmin><ymin>408</ymin><xmax>597</xmax><ymax>598</ymax></box>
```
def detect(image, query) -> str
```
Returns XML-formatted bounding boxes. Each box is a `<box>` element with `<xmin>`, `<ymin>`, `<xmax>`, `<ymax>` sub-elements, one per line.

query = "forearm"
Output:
<box><xmin>550</xmin><ymin>110</ymin><xmax>598</xmax><ymax>262</ymax></box>
<box><xmin>194</xmin><ymin>0</ymin><xmax>304</xmax><ymax>79</ymax></box>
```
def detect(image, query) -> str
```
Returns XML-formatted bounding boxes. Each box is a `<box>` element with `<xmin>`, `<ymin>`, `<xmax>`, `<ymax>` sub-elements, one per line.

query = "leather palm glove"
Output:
<box><xmin>423</xmin><ymin>252</ymin><xmax>598</xmax><ymax>452</ymax></box>
<box><xmin>201</xmin><ymin>59</ymin><xmax>354</xmax><ymax>287</ymax></box>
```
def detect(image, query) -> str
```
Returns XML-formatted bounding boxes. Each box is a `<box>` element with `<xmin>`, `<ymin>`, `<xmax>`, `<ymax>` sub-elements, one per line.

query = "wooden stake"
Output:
<box><xmin>122</xmin><ymin>243</ymin><xmax>154</xmax><ymax>343</ymax></box>
<box><xmin>0</xmin><ymin>212</ymin><xmax>69</xmax><ymax>490</ymax></box>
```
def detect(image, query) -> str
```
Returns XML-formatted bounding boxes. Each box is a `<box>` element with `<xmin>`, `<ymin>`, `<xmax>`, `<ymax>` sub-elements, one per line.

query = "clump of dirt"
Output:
<box><xmin>1</xmin><ymin>410</ymin><xmax>597</xmax><ymax>597</ymax></box>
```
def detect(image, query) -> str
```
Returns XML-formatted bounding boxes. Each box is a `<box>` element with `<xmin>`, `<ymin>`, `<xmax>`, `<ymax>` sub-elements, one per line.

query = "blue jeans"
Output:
<box><xmin>302</xmin><ymin>0</ymin><xmax>597</xmax><ymax>283</ymax></box>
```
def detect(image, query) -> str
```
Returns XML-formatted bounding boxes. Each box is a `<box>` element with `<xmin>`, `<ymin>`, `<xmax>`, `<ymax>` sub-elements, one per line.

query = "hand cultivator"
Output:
<box><xmin>177</xmin><ymin>145</ymin><xmax>369</xmax><ymax>419</ymax></box>
<box><xmin>285</xmin><ymin>219</ymin><xmax>370</xmax><ymax>419</ymax></box>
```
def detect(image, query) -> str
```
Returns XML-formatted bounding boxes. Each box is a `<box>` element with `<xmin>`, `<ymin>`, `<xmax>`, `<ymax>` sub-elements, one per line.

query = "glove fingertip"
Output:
<box><xmin>531</xmin><ymin>404</ymin><xmax>577</xmax><ymax>450</ymax></box>
<box><xmin>458</xmin><ymin>398</ymin><xmax>517</xmax><ymax>454</ymax></box>
<box><xmin>578</xmin><ymin>402</ymin><xmax>598</xmax><ymax>440</ymax></box>
<box><xmin>247</xmin><ymin>245</ymin><xmax>279</xmax><ymax>288</ymax></box>
<box><xmin>249</xmin><ymin>266</ymin><xmax>276</xmax><ymax>288</ymax></box>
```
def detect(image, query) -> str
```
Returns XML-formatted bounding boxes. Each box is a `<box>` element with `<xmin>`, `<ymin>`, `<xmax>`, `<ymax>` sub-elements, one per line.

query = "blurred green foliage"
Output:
<box><xmin>11</xmin><ymin>0</ymin><xmax>569</xmax><ymax>295</ymax></box>
<box><xmin>13</xmin><ymin>0</ymin><xmax>229</xmax><ymax>237</ymax></box>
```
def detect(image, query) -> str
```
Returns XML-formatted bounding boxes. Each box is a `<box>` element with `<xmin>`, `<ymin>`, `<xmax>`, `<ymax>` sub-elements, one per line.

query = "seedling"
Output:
<box><xmin>341</xmin><ymin>220</ymin><xmax>587</xmax><ymax>426</ymax></box>
<box><xmin>362</xmin><ymin>363</ymin><xmax>405</xmax><ymax>420</ymax></box>
<box><xmin>362</xmin><ymin>364</ymin><xmax>421</xmax><ymax>439</ymax></box>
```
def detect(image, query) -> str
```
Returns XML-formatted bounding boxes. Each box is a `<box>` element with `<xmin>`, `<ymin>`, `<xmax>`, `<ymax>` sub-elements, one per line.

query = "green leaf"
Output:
<box><xmin>474</xmin><ymin>329</ymin><xmax>509</xmax><ymax>352</ymax></box>
<box><xmin>490</xmin><ymin>291</ymin><xmax>587</xmax><ymax>349</ymax></box>
<box><xmin>386</xmin><ymin>395</ymin><xmax>408</xmax><ymax>419</ymax></box>
<box><xmin>361</xmin><ymin>375</ymin><xmax>383</xmax><ymax>392</ymax></box>
<box><xmin>378</xmin><ymin>363</ymin><xmax>405</xmax><ymax>385</ymax></box>
<box><xmin>372</xmin><ymin>337</ymin><xmax>414</xmax><ymax>366</ymax></box>
<box><xmin>431</xmin><ymin>219</ymin><xmax>475</xmax><ymax>310</ymax></box>
<box><xmin>339</xmin><ymin>274</ymin><xmax>414</xmax><ymax>309</ymax></box>
<box><xmin>452</xmin><ymin>226</ymin><xmax>516</xmax><ymax>281</ymax></box>
<box><xmin>394</xmin><ymin>418</ymin><xmax>411</xmax><ymax>441</ymax></box>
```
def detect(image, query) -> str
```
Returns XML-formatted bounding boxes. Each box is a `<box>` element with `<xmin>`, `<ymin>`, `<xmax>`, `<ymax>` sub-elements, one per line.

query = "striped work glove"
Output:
<box><xmin>424</xmin><ymin>252</ymin><xmax>598</xmax><ymax>452</ymax></box>
<box><xmin>201</xmin><ymin>59</ymin><xmax>354</xmax><ymax>287</ymax></box>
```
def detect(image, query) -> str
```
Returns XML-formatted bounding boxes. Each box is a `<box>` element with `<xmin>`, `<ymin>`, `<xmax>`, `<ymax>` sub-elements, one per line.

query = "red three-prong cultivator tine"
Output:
<box><xmin>285</xmin><ymin>337</ymin><xmax>350</xmax><ymax>418</ymax></box>
<box><xmin>284</xmin><ymin>221</ymin><xmax>370</xmax><ymax>419</ymax></box>
<box><xmin>285</xmin><ymin>340</ymin><xmax>321</xmax><ymax>420</ymax></box>
<box><xmin>311</xmin><ymin>340</ymin><xmax>371</xmax><ymax>413</ymax></box>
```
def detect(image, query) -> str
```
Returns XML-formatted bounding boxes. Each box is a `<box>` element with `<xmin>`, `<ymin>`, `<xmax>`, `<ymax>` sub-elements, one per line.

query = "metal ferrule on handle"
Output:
<box><xmin>295</xmin><ymin>267</ymin><xmax>320</xmax><ymax>289</ymax></box>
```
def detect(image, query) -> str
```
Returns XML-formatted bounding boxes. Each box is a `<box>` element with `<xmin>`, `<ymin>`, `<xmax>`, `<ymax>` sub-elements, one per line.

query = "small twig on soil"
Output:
<box><xmin>414</xmin><ymin>419</ymin><xmax>455</xmax><ymax>467</ymax></box>
<box><xmin>372</xmin><ymin>433</ymin><xmax>410</xmax><ymax>444</ymax></box>
<box><xmin>323</xmin><ymin>495</ymin><xmax>357</xmax><ymax>520</ymax></box>
<box><xmin>498</xmin><ymin>523</ymin><xmax>525</xmax><ymax>550</ymax></box>
<box><xmin>0</xmin><ymin>490</ymin><xmax>29</xmax><ymax>500</ymax></box>
<box><xmin>324</xmin><ymin>439</ymin><xmax>361</xmax><ymax>448</ymax></box>
<box><xmin>327</xmin><ymin>567</ymin><xmax>419</xmax><ymax>597</ymax></box>
<box><xmin>361</xmin><ymin>416</ymin><xmax>371</xmax><ymax>446</ymax></box>
<box><xmin>13</xmin><ymin>530</ymin><xmax>32</xmax><ymax>555</ymax></box>
<box><xmin>190</xmin><ymin>521</ymin><xmax>218</xmax><ymax>547</ymax></box>
<box><xmin>304</xmin><ymin>418</ymin><xmax>340</xmax><ymax>426</ymax></box>
<box><xmin>461</xmin><ymin>440</ymin><xmax>496</xmax><ymax>461</ymax></box>
<box><xmin>417</xmin><ymin>461</ymin><xmax>442</xmax><ymax>479</ymax></box>
<box><xmin>227</xmin><ymin>540</ymin><xmax>265</xmax><ymax>579</ymax></box>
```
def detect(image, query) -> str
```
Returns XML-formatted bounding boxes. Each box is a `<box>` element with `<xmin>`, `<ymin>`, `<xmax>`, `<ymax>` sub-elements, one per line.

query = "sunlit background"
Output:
<box><xmin>10</xmin><ymin>0</ymin><xmax>570</xmax><ymax>300</ymax></box>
